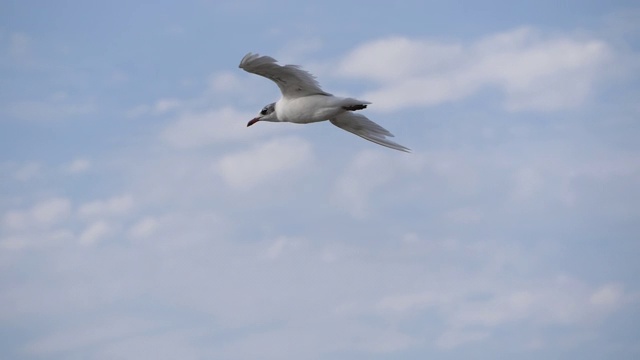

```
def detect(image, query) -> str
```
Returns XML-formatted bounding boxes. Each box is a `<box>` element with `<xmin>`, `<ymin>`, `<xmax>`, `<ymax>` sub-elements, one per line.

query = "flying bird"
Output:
<box><xmin>238</xmin><ymin>53</ymin><xmax>410</xmax><ymax>152</ymax></box>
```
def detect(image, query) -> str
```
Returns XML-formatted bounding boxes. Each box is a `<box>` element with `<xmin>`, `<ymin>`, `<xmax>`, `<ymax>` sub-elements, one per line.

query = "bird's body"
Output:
<box><xmin>239</xmin><ymin>53</ymin><xmax>409</xmax><ymax>152</ymax></box>
<box><xmin>276</xmin><ymin>95</ymin><xmax>368</xmax><ymax>124</ymax></box>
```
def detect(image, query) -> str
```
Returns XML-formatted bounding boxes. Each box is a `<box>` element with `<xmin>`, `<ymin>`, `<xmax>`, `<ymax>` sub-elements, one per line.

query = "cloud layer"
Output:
<box><xmin>1</xmin><ymin>5</ymin><xmax>639</xmax><ymax>360</ymax></box>
<box><xmin>339</xmin><ymin>27</ymin><xmax>613</xmax><ymax>111</ymax></box>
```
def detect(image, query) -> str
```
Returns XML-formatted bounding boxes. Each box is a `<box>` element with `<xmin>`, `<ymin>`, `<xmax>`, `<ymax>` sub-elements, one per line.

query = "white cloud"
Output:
<box><xmin>276</xmin><ymin>38</ymin><xmax>324</xmax><ymax>62</ymax></box>
<box><xmin>332</xmin><ymin>151</ymin><xmax>394</xmax><ymax>218</ymax></box>
<box><xmin>6</xmin><ymin>92</ymin><xmax>95</xmax><ymax>121</ymax></box>
<box><xmin>154</xmin><ymin>98</ymin><xmax>183</xmax><ymax>114</ymax></box>
<box><xmin>209</xmin><ymin>71</ymin><xmax>244</xmax><ymax>93</ymax></box>
<box><xmin>128</xmin><ymin>216</ymin><xmax>159</xmax><ymax>239</ymax></box>
<box><xmin>78</xmin><ymin>194</ymin><xmax>134</xmax><ymax>218</ymax></box>
<box><xmin>0</xmin><ymin>197</ymin><xmax>75</xmax><ymax>252</ymax></box>
<box><xmin>436</xmin><ymin>330</ymin><xmax>490</xmax><ymax>349</ymax></box>
<box><xmin>25</xmin><ymin>316</ymin><xmax>158</xmax><ymax>355</ymax></box>
<box><xmin>13</xmin><ymin>161</ymin><xmax>41</xmax><ymax>181</ymax></box>
<box><xmin>265</xmin><ymin>237</ymin><xmax>288</xmax><ymax>259</ymax></box>
<box><xmin>339</xmin><ymin>36</ymin><xmax>463</xmax><ymax>82</ymax></box>
<box><xmin>126</xmin><ymin>104</ymin><xmax>152</xmax><ymax>118</ymax></box>
<box><xmin>94</xmin><ymin>328</ymin><xmax>204</xmax><ymax>360</ymax></box>
<box><xmin>332</xmin><ymin>150</ymin><xmax>421</xmax><ymax>218</ymax></box>
<box><xmin>265</xmin><ymin>236</ymin><xmax>302</xmax><ymax>260</ymax></box>
<box><xmin>443</xmin><ymin>207</ymin><xmax>483</xmax><ymax>224</ymax></box>
<box><xmin>126</xmin><ymin>98</ymin><xmax>183</xmax><ymax>118</ymax></box>
<box><xmin>161</xmin><ymin>107</ymin><xmax>283</xmax><ymax>148</ymax></box>
<box><xmin>65</xmin><ymin>158</ymin><xmax>91</xmax><ymax>174</ymax></box>
<box><xmin>79</xmin><ymin>220</ymin><xmax>110</xmax><ymax>246</ymax></box>
<box><xmin>376</xmin><ymin>292</ymin><xmax>439</xmax><ymax>313</ymax></box>
<box><xmin>510</xmin><ymin>167</ymin><xmax>543</xmax><ymax>201</ymax></box>
<box><xmin>590</xmin><ymin>283</ymin><xmax>624</xmax><ymax>307</ymax></box>
<box><xmin>217</xmin><ymin>136</ymin><xmax>313</xmax><ymax>190</ymax></box>
<box><xmin>0</xmin><ymin>236</ymin><xmax>28</xmax><ymax>250</ymax></box>
<box><xmin>3</xmin><ymin>197</ymin><xmax>72</xmax><ymax>230</ymax></box>
<box><xmin>376</xmin><ymin>276</ymin><xmax>629</xmax><ymax>349</ymax></box>
<box><xmin>0</xmin><ymin>229</ymin><xmax>73</xmax><ymax>250</ymax></box>
<box><xmin>339</xmin><ymin>27</ymin><xmax>613</xmax><ymax>111</ymax></box>
<box><xmin>108</xmin><ymin>69</ymin><xmax>129</xmax><ymax>85</ymax></box>
<box><xmin>349</xmin><ymin>326</ymin><xmax>415</xmax><ymax>354</ymax></box>
<box><xmin>32</xmin><ymin>198</ymin><xmax>72</xmax><ymax>225</ymax></box>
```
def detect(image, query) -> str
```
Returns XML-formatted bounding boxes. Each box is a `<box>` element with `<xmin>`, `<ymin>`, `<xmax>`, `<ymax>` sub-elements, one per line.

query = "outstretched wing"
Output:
<box><xmin>330</xmin><ymin>112</ymin><xmax>410</xmax><ymax>153</ymax></box>
<box><xmin>239</xmin><ymin>53</ymin><xmax>331</xmax><ymax>99</ymax></box>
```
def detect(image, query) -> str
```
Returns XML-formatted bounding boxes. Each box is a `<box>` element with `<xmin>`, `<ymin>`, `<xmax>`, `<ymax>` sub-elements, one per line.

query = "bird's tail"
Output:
<box><xmin>342</xmin><ymin>104</ymin><xmax>368</xmax><ymax>111</ymax></box>
<box><xmin>340</xmin><ymin>98</ymin><xmax>371</xmax><ymax>112</ymax></box>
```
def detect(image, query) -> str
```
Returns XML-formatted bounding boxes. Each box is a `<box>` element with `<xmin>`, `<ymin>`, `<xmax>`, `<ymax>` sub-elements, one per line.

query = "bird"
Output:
<box><xmin>238</xmin><ymin>53</ymin><xmax>410</xmax><ymax>152</ymax></box>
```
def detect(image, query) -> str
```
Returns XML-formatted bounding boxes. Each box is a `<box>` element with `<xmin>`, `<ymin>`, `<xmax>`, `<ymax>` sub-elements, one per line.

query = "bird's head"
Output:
<box><xmin>247</xmin><ymin>102</ymin><xmax>277</xmax><ymax>126</ymax></box>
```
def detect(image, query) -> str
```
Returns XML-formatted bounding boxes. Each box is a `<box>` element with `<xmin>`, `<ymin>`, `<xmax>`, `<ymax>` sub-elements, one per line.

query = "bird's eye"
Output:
<box><xmin>260</xmin><ymin>108</ymin><xmax>268</xmax><ymax>115</ymax></box>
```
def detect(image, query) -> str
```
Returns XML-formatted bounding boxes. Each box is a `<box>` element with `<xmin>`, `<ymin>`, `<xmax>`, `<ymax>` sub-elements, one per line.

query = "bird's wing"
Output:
<box><xmin>330</xmin><ymin>112</ymin><xmax>410</xmax><ymax>152</ymax></box>
<box><xmin>239</xmin><ymin>53</ymin><xmax>331</xmax><ymax>99</ymax></box>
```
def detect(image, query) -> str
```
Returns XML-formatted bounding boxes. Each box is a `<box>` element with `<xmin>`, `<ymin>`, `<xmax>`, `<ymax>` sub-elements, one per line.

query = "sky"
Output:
<box><xmin>1</xmin><ymin>1</ymin><xmax>640</xmax><ymax>359</ymax></box>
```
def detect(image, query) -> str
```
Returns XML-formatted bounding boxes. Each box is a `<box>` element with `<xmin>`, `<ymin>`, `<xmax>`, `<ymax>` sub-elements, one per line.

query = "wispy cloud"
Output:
<box><xmin>217</xmin><ymin>136</ymin><xmax>313</xmax><ymax>190</ymax></box>
<box><xmin>3</xmin><ymin>197</ymin><xmax>72</xmax><ymax>230</ymax></box>
<box><xmin>12</xmin><ymin>161</ymin><xmax>41</xmax><ymax>181</ymax></box>
<box><xmin>78</xmin><ymin>194</ymin><xmax>134</xmax><ymax>219</ymax></box>
<box><xmin>339</xmin><ymin>27</ymin><xmax>614</xmax><ymax>111</ymax></box>
<box><xmin>160</xmin><ymin>107</ymin><xmax>279</xmax><ymax>148</ymax></box>
<box><xmin>332</xmin><ymin>149</ymin><xmax>421</xmax><ymax>218</ymax></box>
<box><xmin>5</xmin><ymin>92</ymin><xmax>95</xmax><ymax>122</ymax></box>
<box><xmin>64</xmin><ymin>158</ymin><xmax>91</xmax><ymax>174</ymax></box>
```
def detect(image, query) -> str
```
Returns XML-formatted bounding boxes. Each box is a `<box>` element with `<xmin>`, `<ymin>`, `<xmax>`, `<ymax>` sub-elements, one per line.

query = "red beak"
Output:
<box><xmin>247</xmin><ymin>117</ymin><xmax>260</xmax><ymax>127</ymax></box>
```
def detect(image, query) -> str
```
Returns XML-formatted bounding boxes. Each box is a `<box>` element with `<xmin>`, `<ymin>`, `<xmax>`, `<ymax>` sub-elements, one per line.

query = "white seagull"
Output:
<box><xmin>239</xmin><ymin>53</ymin><xmax>410</xmax><ymax>152</ymax></box>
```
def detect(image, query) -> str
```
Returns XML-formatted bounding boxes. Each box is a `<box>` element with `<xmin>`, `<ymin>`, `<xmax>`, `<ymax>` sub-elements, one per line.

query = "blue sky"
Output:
<box><xmin>1</xmin><ymin>1</ymin><xmax>640</xmax><ymax>359</ymax></box>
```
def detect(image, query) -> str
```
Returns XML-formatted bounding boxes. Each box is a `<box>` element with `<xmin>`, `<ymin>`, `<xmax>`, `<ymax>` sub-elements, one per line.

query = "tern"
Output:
<box><xmin>239</xmin><ymin>53</ymin><xmax>410</xmax><ymax>152</ymax></box>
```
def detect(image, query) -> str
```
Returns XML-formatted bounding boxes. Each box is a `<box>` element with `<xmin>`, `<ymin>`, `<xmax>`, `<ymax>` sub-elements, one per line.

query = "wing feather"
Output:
<box><xmin>239</xmin><ymin>53</ymin><xmax>331</xmax><ymax>98</ymax></box>
<box><xmin>330</xmin><ymin>112</ymin><xmax>410</xmax><ymax>152</ymax></box>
